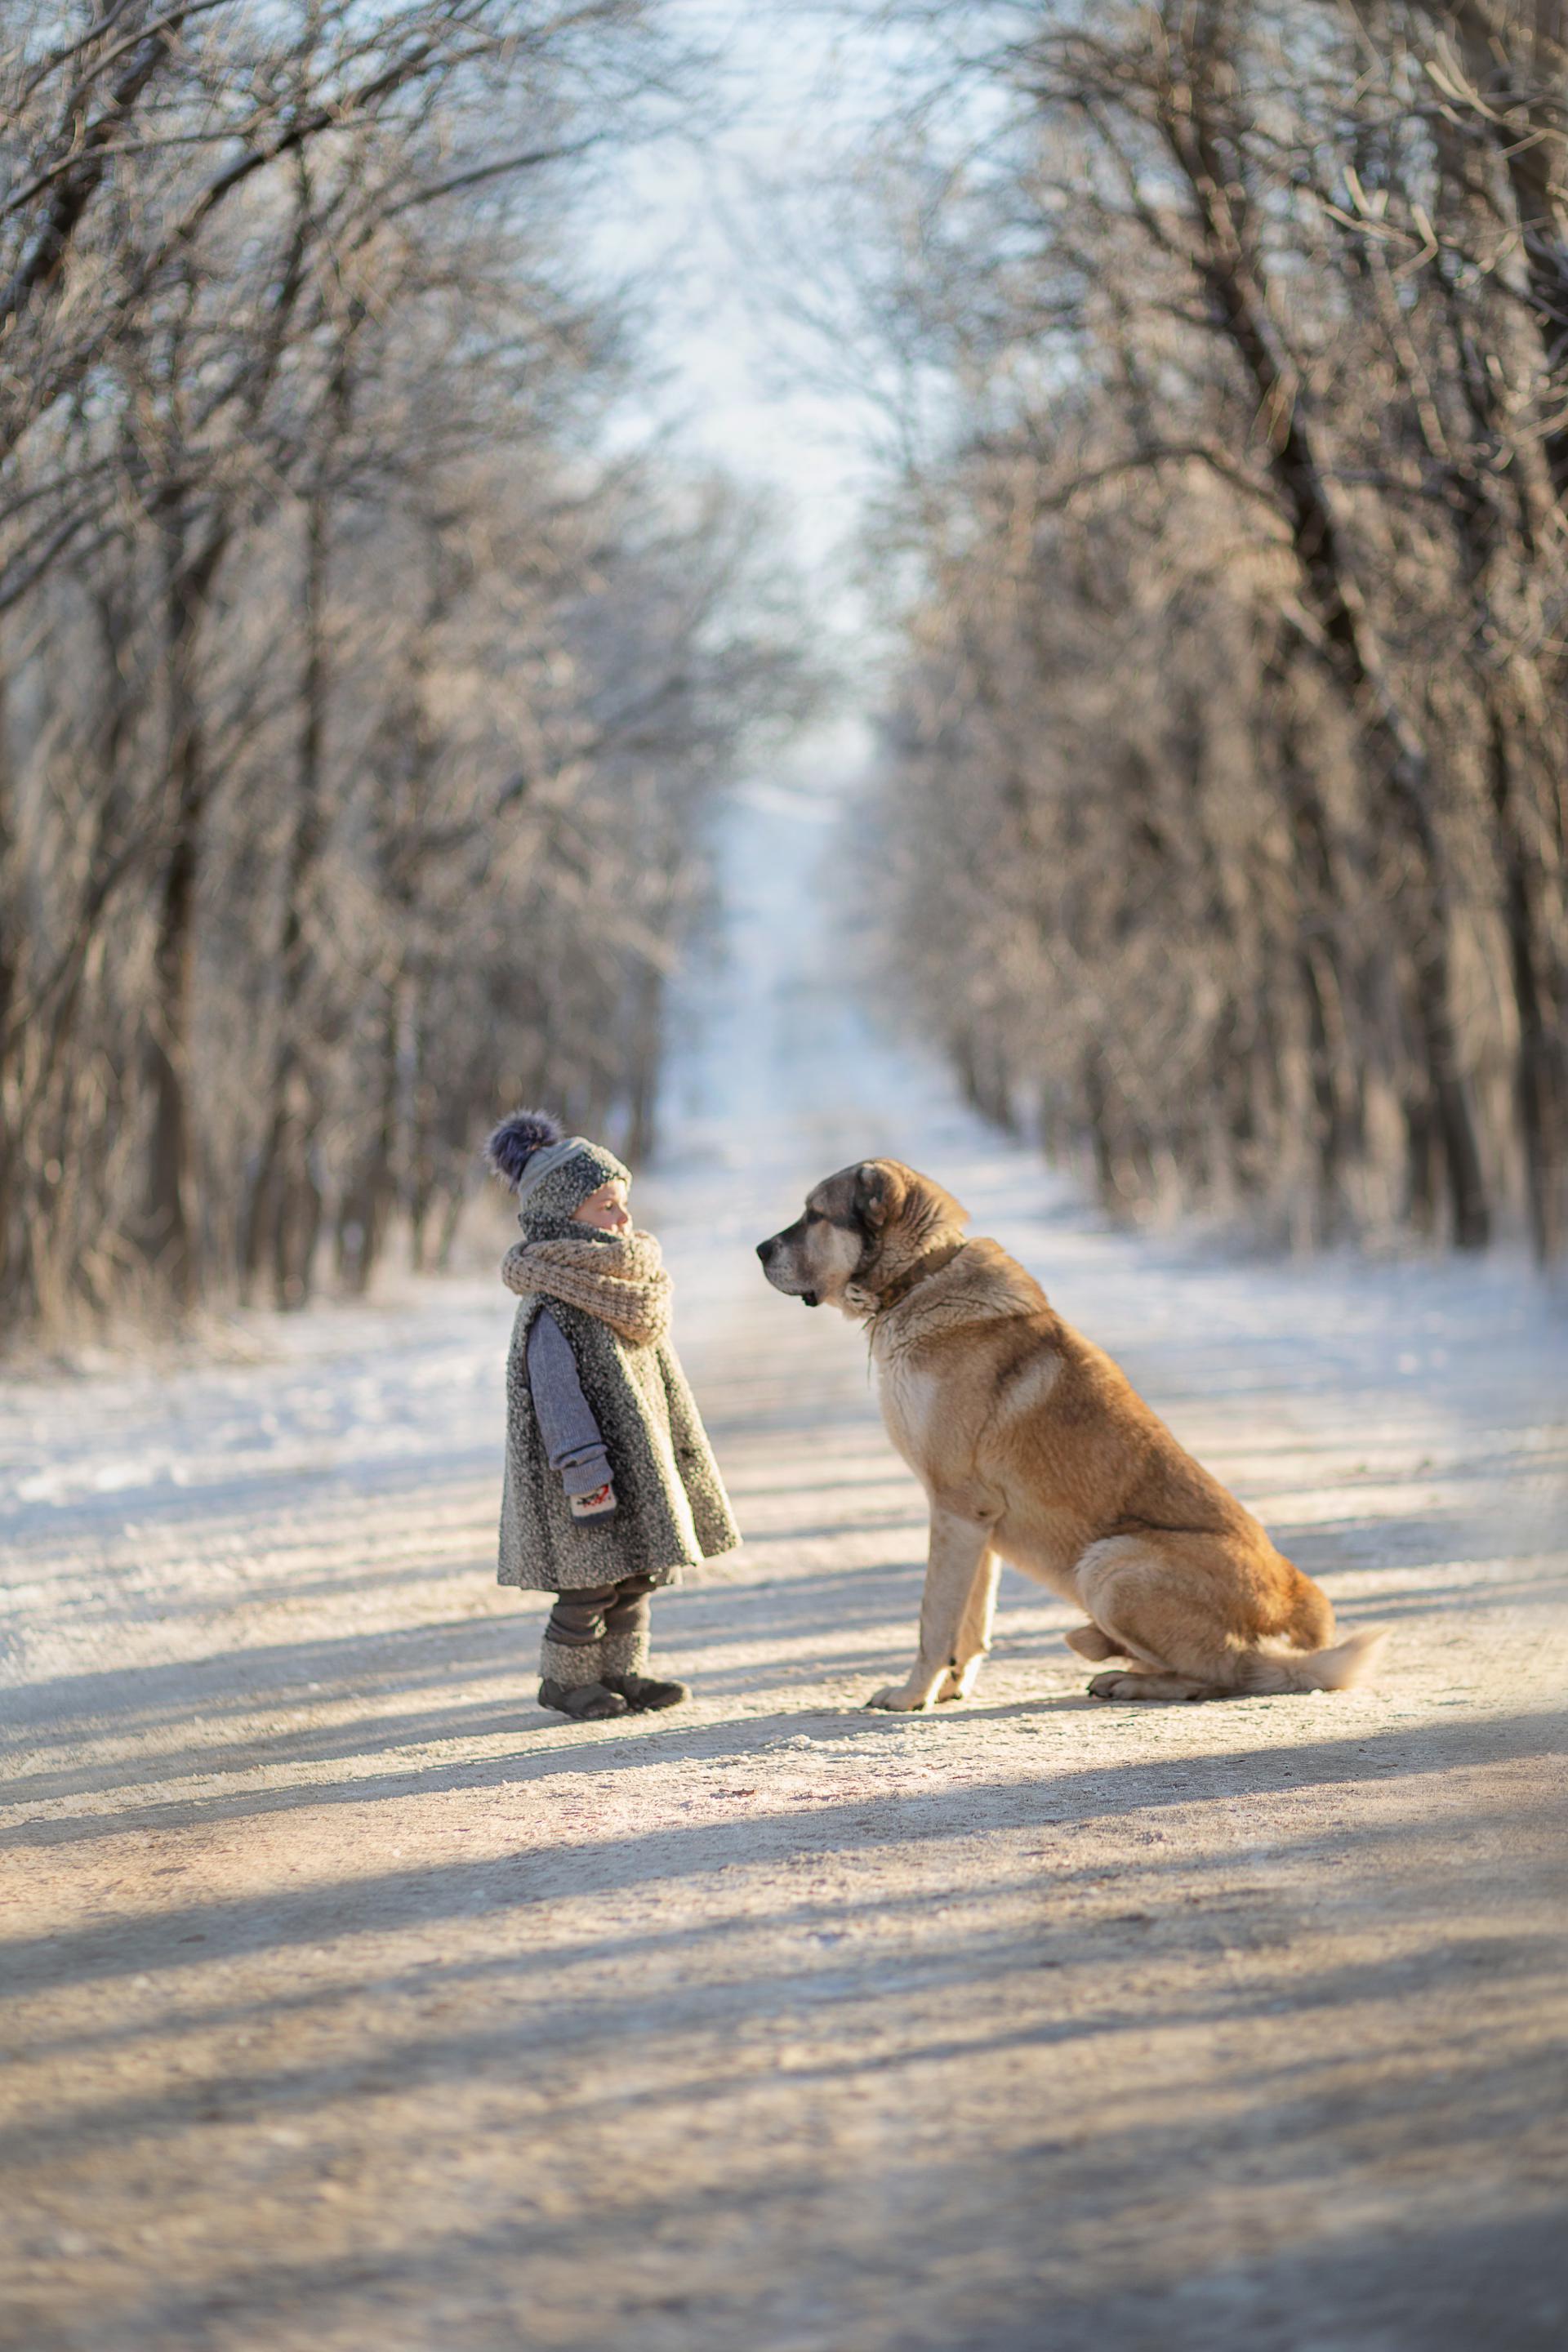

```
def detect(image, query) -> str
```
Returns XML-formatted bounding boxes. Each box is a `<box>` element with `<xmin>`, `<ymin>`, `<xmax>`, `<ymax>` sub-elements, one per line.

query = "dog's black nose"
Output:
<box><xmin>755</xmin><ymin>1239</ymin><xmax>773</xmax><ymax>1263</ymax></box>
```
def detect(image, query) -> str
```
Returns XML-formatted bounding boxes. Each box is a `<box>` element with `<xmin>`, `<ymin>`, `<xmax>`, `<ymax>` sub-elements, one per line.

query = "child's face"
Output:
<box><xmin>573</xmin><ymin>1179</ymin><xmax>631</xmax><ymax>1233</ymax></box>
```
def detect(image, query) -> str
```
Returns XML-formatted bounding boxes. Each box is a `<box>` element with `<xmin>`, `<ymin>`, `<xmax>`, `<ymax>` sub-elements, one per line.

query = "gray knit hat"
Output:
<box><xmin>486</xmin><ymin>1109</ymin><xmax>630</xmax><ymax>1229</ymax></box>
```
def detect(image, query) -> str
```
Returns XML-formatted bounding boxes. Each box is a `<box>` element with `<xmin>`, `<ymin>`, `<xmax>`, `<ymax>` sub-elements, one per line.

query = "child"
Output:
<box><xmin>487</xmin><ymin>1110</ymin><xmax>741</xmax><ymax>1720</ymax></box>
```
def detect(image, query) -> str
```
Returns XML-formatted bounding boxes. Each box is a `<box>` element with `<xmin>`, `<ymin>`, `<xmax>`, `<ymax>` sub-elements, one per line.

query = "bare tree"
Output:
<box><xmin>835</xmin><ymin>0</ymin><xmax>1568</xmax><ymax>1255</ymax></box>
<box><xmin>0</xmin><ymin>0</ymin><xmax>811</xmax><ymax>1339</ymax></box>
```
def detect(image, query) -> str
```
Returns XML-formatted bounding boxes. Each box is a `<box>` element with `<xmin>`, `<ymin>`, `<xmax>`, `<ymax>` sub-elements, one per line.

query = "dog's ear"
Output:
<box><xmin>889</xmin><ymin>1162</ymin><xmax>969</xmax><ymax>1244</ymax></box>
<box><xmin>854</xmin><ymin>1160</ymin><xmax>891</xmax><ymax>1231</ymax></box>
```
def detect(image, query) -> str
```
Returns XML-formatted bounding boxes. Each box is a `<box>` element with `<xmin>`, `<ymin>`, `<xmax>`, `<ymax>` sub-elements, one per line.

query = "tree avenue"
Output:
<box><xmin>853</xmin><ymin>1</ymin><xmax>1568</xmax><ymax>1256</ymax></box>
<box><xmin>0</xmin><ymin>2</ymin><xmax>805</xmax><ymax>1333</ymax></box>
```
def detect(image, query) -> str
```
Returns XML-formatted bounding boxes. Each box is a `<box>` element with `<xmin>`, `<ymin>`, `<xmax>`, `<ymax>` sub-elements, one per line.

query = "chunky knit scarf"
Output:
<box><xmin>501</xmin><ymin>1229</ymin><xmax>673</xmax><ymax>1349</ymax></box>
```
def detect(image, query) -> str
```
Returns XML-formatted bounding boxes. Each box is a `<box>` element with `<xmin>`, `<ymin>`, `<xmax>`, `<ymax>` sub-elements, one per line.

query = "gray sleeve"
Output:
<box><xmin>526</xmin><ymin>1309</ymin><xmax>612</xmax><ymax>1496</ymax></box>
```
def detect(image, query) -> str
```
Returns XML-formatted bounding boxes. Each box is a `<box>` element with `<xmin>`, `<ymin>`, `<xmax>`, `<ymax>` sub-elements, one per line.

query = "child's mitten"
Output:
<box><xmin>568</xmin><ymin>1481</ymin><xmax>617</xmax><ymax>1521</ymax></box>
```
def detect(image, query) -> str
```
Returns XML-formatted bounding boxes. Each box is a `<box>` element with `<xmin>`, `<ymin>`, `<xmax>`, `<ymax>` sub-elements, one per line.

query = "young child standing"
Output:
<box><xmin>487</xmin><ymin>1110</ymin><xmax>741</xmax><ymax>1720</ymax></box>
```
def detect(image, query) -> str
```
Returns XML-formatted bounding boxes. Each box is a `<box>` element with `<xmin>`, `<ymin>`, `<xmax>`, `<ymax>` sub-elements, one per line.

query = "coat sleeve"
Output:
<box><xmin>526</xmin><ymin>1309</ymin><xmax>612</xmax><ymax>1496</ymax></box>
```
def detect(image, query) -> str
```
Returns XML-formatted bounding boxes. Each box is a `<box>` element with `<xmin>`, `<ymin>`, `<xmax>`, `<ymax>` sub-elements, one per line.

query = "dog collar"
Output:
<box><xmin>866</xmin><ymin>1239</ymin><xmax>968</xmax><ymax>1318</ymax></box>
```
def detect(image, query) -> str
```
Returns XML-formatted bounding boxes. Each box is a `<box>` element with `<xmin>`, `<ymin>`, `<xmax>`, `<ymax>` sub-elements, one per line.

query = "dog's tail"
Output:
<box><xmin>1236</xmin><ymin>1625</ymin><xmax>1390</xmax><ymax>1694</ymax></box>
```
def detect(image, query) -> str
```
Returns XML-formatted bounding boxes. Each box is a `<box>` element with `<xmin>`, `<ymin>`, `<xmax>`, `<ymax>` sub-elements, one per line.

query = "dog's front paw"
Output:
<box><xmin>934</xmin><ymin>1663</ymin><xmax>978</xmax><ymax>1703</ymax></box>
<box><xmin>866</xmin><ymin>1682</ymin><xmax>931</xmax><ymax>1712</ymax></box>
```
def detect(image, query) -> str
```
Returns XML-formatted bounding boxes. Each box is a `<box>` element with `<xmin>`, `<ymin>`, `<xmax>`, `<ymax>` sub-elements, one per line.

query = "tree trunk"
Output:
<box><xmin>1423</xmin><ymin>78</ymin><xmax>1568</xmax><ymax>1258</ymax></box>
<box><xmin>1450</xmin><ymin>2</ymin><xmax>1568</xmax><ymax>506</ymax></box>
<box><xmin>623</xmin><ymin>965</ymin><xmax>665</xmax><ymax>1165</ymax></box>
<box><xmin>1162</xmin><ymin>35</ymin><xmax>1491</xmax><ymax>1245</ymax></box>
<box><xmin>0</xmin><ymin>672</ymin><xmax>21</xmax><ymax>1320</ymax></box>
<box><xmin>1486</xmin><ymin>702</ymin><xmax>1567</xmax><ymax>1259</ymax></box>
<box><xmin>140</xmin><ymin>515</ymin><xmax>228</xmax><ymax>1309</ymax></box>
<box><xmin>245</xmin><ymin>484</ymin><xmax>332</xmax><ymax>1307</ymax></box>
<box><xmin>334</xmin><ymin>986</ymin><xmax>400</xmax><ymax>1295</ymax></box>
<box><xmin>1267</xmin><ymin>649</ymin><xmax>1364</xmax><ymax>1236</ymax></box>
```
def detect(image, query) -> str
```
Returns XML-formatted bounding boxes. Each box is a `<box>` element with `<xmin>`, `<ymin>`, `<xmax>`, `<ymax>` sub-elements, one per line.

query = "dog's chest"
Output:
<box><xmin>874</xmin><ymin>1347</ymin><xmax>943</xmax><ymax>1471</ymax></box>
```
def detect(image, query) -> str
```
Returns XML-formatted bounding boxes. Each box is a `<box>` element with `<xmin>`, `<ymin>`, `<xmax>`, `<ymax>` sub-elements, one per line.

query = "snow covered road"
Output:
<box><xmin>3</xmin><ymin>788</ymin><xmax>1566</xmax><ymax>2351</ymax></box>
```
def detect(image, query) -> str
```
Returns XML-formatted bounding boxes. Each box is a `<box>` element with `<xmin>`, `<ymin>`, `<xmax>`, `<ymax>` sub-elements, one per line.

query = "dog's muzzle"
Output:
<box><xmin>755</xmin><ymin>1234</ymin><xmax>818</xmax><ymax>1306</ymax></box>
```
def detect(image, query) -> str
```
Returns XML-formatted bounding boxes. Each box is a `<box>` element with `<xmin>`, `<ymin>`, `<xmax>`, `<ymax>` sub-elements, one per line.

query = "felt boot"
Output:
<box><xmin>537</xmin><ymin>1634</ymin><xmax>628</xmax><ymax>1721</ymax></box>
<box><xmin>599</xmin><ymin>1628</ymin><xmax>688</xmax><ymax>1712</ymax></box>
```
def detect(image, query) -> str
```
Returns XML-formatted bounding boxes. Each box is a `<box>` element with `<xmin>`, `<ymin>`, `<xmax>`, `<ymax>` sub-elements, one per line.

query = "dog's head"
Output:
<box><xmin>755</xmin><ymin>1159</ymin><xmax>969</xmax><ymax>1314</ymax></box>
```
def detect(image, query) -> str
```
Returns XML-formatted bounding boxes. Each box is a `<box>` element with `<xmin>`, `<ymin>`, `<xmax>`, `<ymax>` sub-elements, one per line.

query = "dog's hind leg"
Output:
<box><xmin>868</xmin><ymin>1506</ymin><xmax>994</xmax><ymax>1712</ymax></box>
<box><xmin>936</xmin><ymin>1548</ymin><xmax>1000</xmax><ymax>1701</ymax></box>
<box><xmin>1086</xmin><ymin>1667</ymin><xmax>1235</xmax><ymax>1702</ymax></box>
<box><xmin>1076</xmin><ymin>1535</ymin><xmax>1241</xmax><ymax>1702</ymax></box>
<box><xmin>1063</xmin><ymin>1623</ymin><xmax>1123</xmax><ymax>1662</ymax></box>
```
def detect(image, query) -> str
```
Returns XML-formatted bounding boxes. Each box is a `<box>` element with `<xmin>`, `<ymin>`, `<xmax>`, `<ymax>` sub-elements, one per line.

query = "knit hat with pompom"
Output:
<box><xmin>485</xmin><ymin>1109</ymin><xmax>630</xmax><ymax>1232</ymax></box>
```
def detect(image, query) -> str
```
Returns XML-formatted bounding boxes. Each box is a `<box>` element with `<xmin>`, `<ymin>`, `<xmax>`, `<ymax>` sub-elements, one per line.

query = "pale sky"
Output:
<box><xmin>589</xmin><ymin>2</ymin><xmax>926</xmax><ymax>666</ymax></box>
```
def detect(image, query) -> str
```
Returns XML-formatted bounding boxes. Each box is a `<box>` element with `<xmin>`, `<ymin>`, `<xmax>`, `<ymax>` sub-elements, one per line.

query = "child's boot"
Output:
<box><xmin>599</xmin><ymin>1627</ymin><xmax>688</xmax><ymax>1713</ymax></box>
<box><xmin>537</xmin><ymin>1635</ymin><xmax>628</xmax><ymax>1721</ymax></box>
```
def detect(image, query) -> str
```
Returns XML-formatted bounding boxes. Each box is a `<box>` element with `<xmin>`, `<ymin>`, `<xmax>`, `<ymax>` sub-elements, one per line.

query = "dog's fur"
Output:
<box><xmin>757</xmin><ymin>1160</ymin><xmax>1387</xmax><ymax>1708</ymax></box>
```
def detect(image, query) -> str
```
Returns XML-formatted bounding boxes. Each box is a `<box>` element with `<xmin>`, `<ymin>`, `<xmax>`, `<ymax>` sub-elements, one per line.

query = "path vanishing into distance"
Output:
<box><xmin>3</xmin><ymin>786</ymin><xmax>1567</xmax><ymax>2352</ymax></box>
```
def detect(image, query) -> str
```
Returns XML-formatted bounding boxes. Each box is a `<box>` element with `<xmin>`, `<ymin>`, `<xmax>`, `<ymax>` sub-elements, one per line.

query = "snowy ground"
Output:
<box><xmin>3</xmin><ymin>786</ymin><xmax>1566</xmax><ymax>2352</ymax></box>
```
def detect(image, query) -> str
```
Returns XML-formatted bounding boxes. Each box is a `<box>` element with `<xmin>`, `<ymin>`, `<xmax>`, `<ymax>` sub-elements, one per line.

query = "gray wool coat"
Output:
<box><xmin>498</xmin><ymin>1292</ymin><xmax>741</xmax><ymax>1592</ymax></box>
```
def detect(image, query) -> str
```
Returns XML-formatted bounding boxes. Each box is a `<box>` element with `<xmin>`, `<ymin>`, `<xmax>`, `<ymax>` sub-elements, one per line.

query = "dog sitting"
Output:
<box><xmin>758</xmin><ymin>1159</ymin><xmax>1386</xmax><ymax>1708</ymax></box>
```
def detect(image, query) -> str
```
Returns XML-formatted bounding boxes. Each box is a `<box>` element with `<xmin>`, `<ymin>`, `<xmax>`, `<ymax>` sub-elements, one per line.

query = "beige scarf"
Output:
<box><xmin>501</xmin><ymin>1228</ymin><xmax>672</xmax><ymax>1348</ymax></box>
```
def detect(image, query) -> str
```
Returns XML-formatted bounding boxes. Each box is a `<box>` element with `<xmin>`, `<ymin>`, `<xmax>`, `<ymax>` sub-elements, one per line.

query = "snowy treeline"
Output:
<box><xmin>855</xmin><ymin>2</ymin><xmax>1568</xmax><ymax>1256</ymax></box>
<box><xmin>0</xmin><ymin>2</ymin><xmax>804</xmax><ymax>1336</ymax></box>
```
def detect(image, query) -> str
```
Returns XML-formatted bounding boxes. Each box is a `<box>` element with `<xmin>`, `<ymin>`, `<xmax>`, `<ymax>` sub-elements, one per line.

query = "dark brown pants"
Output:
<box><xmin>545</xmin><ymin>1574</ymin><xmax>657</xmax><ymax>1648</ymax></box>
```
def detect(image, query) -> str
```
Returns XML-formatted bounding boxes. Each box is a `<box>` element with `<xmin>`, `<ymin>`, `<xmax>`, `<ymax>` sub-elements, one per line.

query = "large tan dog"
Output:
<box><xmin>757</xmin><ymin>1160</ymin><xmax>1387</xmax><ymax>1708</ymax></box>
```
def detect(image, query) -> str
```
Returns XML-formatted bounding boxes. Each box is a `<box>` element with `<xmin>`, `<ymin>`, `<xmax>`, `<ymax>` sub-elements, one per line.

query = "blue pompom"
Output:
<box><xmin>486</xmin><ymin>1107</ymin><xmax>564</xmax><ymax>1190</ymax></box>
